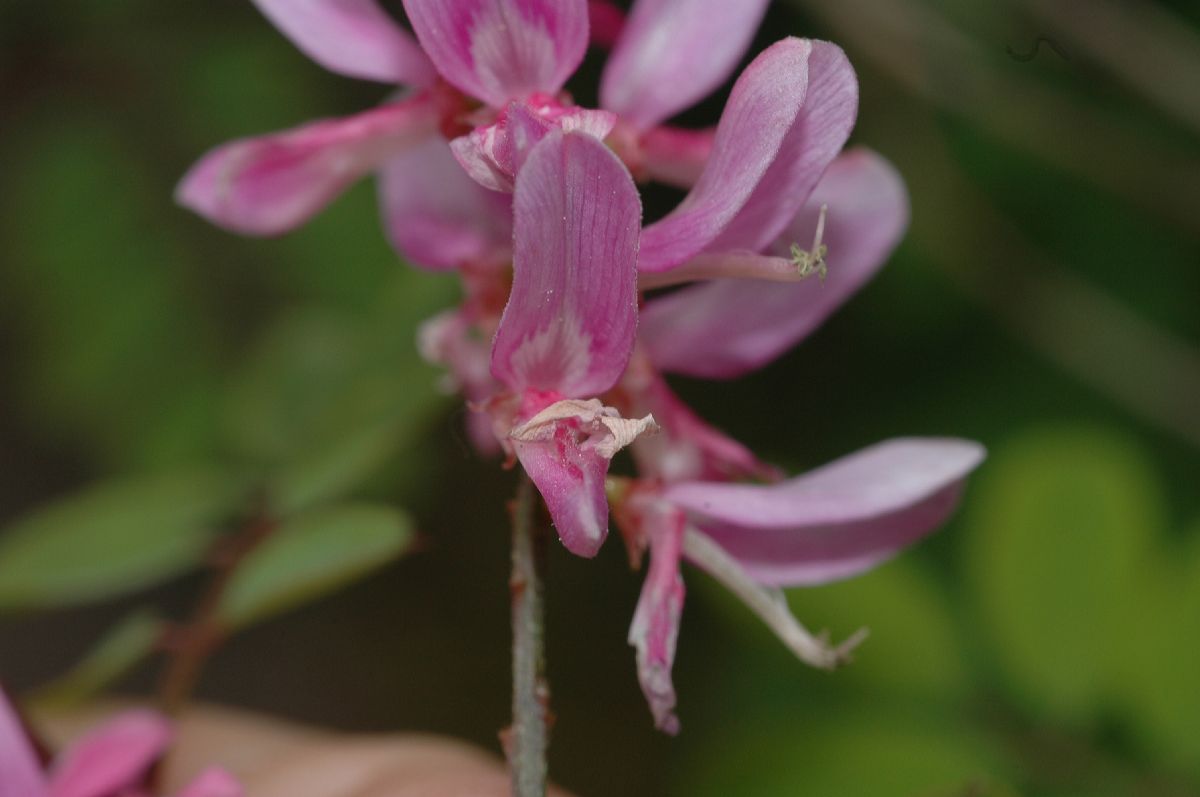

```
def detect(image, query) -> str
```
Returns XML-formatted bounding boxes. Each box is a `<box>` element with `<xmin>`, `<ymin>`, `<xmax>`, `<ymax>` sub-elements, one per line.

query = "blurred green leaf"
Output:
<box><xmin>217</xmin><ymin>503</ymin><xmax>415</xmax><ymax>630</ymax></box>
<box><xmin>35</xmin><ymin>610</ymin><xmax>164</xmax><ymax>706</ymax></box>
<box><xmin>1</xmin><ymin>112</ymin><xmax>222</xmax><ymax>467</ymax></box>
<box><xmin>678</xmin><ymin>705</ymin><xmax>1015</xmax><ymax>797</ymax></box>
<box><xmin>1119</xmin><ymin>518</ymin><xmax>1200</xmax><ymax>775</ymax></box>
<box><xmin>789</xmin><ymin>558</ymin><xmax>974</xmax><ymax>701</ymax></box>
<box><xmin>0</xmin><ymin>468</ymin><xmax>245</xmax><ymax>610</ymax></box>
<box><xmin>964</xmin><ymin>426</ymin><xmax>1162</xmax><ymax>725</ymax></box>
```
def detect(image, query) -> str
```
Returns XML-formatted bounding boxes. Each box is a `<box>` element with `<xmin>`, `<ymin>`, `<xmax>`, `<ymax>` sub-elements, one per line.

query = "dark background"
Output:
<box><xmin>2</xmin><ymin>0</ymin><xmax>1199</xmax><ymax>794</ymax></box>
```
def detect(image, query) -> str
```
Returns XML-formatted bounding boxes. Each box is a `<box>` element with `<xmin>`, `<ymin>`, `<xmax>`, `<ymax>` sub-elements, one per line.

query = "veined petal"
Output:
<box><xmin>640</xmin><ymin>149</ymin><xmax>909</xmax><ymax>378</ymax></box>
<box><xmin>378</xmin><ymin>136</ymin><xmax>512</xmax><ymax>269</ymax></box>
<box><xmin>600</xmin><ymin>0</ymin><xmax>769</xmax><ymax>130</ymax></box>
<box><xmin>491</xmin><ymin>130</ymin><xmax>641</xmax><ymax>397</ymax></box>
<box><xmin>174</xmin><ymin>768</ymin><xmax>243</xmax><ymax>797</ymax></box>
<box><xmin>48</xmin><ymin>710</ymin><xmax>172</xmax><ymax>797</ymax></box>
<box><xmin>708</xmin><ymin>41</ymin><xmax>858</xmax><ymax>254</ymax></box>
<box><xmin>402</xmin><ymin>0</ymin><xmax>589</xmax><ymax>107</ymax></box>
<box><xmin>251</xmin><ymin>0</ymin><xmax>435</xmax><ymax>84</ymax></box>
<box><xmin>628</xmin><ymin>501</ymin><xmax>686</xmax><ymax>734</ymax></box>
<box><xmin>667</xmin><ymin>438</ymin><xmax>986</xmax><ymax>586</ymax></box>
<box><xmin>177</xmin><ymin>97</ymin><xmax>439</xmax><ymax>236</ymax></box>
<box><xmin>0</xmin><ymin>689</ymin><xmax>48</xmax><ymax>797</ymax></box>
<box><xmin>638</xmin><ymin>38</ymin><xmax>810</xmax><ymax>273</ymax></box>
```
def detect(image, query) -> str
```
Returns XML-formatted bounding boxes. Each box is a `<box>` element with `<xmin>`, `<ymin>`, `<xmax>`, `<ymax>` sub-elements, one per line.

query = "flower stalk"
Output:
<box><xmin>509</xmin><ymin>470</ymin><xmax>550</xmax><ymax>797</ymax></box>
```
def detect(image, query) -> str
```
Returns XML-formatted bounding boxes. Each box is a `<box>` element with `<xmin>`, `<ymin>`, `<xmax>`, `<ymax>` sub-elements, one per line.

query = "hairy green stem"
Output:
<box><xmin>509</xmin><ymin>471</ymin><xmax>549</xmax><ymax>797</ymax></box>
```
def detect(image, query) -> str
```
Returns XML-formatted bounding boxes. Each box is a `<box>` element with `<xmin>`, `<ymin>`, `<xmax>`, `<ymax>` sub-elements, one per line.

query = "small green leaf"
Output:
<box><xmin>217</xmin><ymin>503</ymin><xmax>415</xmax><ymax>629</ymax></box>
<box><xmin>36</xmin><ymin>610</ymin><xmax>164</xmax><ymax>706</ymax></box>
<box><xmin>963</xmin><ymin>425</ymin><xmax>1161</xmax><ymax>725</ymax></box>
<box><xmin>0</xmin><ymin>468</ymin><xmax>246</xmax><ymax>610</ymax></box>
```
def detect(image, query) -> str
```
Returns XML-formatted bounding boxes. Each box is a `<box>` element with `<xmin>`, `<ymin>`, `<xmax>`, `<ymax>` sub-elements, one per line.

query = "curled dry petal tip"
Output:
<box><xmin>510</xmin><ymin>399</ymin><xmax>657</xmax><ymax>558</ymax></box>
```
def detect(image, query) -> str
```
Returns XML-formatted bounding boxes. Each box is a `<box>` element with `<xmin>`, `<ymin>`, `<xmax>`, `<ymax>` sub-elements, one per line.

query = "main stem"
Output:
<box><xmin>510</xmin><ymin>470</ymin><xmax>549</xmax><ymax>797</ymax></box>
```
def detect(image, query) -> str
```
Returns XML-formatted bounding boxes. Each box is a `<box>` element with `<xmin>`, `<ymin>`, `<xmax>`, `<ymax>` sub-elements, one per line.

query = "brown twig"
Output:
<box><xmin>156</xmin><ymin>505</ymin><xmax>276</xmax><ymax>715</ymax></box>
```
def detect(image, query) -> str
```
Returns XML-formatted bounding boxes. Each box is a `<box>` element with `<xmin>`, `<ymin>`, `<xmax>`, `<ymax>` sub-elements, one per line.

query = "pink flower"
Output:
<box><xmin>0</xmin><ymin>689</ymin><xmax>240</xmax><ymax>797</ymax></box>
<box><xmin>177</xmin><ymin>0</ymin><xmax>597</xmax><ymax>269</ymax></box>
<box><xmin>615</xmin><ymin>438</ymin><xmax>986</xmax><ymax>733</ymax></box>
<box><xmin>486</xmin><ymin>130</ymin><xmax>655</xmax><ymax>558</ymax></box>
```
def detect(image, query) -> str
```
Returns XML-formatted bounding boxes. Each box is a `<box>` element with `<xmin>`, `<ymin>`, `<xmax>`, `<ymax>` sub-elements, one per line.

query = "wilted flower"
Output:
<box><xmin>0</xmin><ymin>689</ymin><xmax>240</xmax><ymax>797</ymax></box>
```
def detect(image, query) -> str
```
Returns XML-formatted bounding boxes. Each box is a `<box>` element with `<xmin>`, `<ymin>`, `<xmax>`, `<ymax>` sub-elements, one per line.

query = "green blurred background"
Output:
<box><xmin>1</xmin><ymin>0</ymin><xmax>1198</xmax><ymax>794</ymax></box>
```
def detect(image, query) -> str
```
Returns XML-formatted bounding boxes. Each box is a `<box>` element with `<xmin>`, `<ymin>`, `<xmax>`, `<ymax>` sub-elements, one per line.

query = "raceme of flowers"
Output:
<box><xmin>0</xmin><ymin>687</ymin><xmax>240</xmax><ymax>797</ymax></box>
<box><xmin>178</xmin><ymin>0</ymin><xmax>985</xmax><ymax>733</ymax></box>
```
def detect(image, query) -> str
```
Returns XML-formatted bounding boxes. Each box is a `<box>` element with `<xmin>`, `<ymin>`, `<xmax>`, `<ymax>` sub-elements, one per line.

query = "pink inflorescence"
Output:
<box><xmin>178</xmin><ymin>0</ymin><xmax>985</xmax><ymax>733</ymax></box>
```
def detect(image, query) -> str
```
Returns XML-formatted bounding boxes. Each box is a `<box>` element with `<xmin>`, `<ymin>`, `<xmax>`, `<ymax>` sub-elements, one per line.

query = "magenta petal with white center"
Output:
<box><xmin>637</xmin><ymin>38</ymin><xmax>812</xmax><ymax>273</ymax></box>
<box><xmin>640</xmin><ymin>149</ymin><xmax>909</xmax><ymax>378</ymax></box>
<box><xmin>0</xmin><ymin>689</ymin><xmax>47</xmax><ymax>797</ymax></box>
<box><xmin>667</xmin><ymin>438</ymin><xmax>985</xmax><ymax>586</ymax></box>
<box><xmin>48</xmin><ymin>710</ymin><xmax>172</xmax><ymax>797</ymax></box>
<box><xmin>708</xmin><ymin>41</ymin><xmax>858</xmax><ymax>253</ymax></box>
<box><xmin>402</xmin><ymin>0</ymin><xmax>589</xmax><ymax>107</ymax></box>
<box><xmin>600</xmin><ymin>0</ymin><xmax>769</xmax><ymax>131</ymax></box>
<box><xmin>176</xmin><ymin>97</ymin><xmax>438</xmax><ymax>236</ymax></box>
<box><xmin>378</xmin><ymin>136</ymin><xmax>512</xmax><ymax>269</ymax></box>
<box><xmin>174</xmin><ymin>768</ymin><xmax>243</xmax><ymax>797</ymax></box>
<box><xmin>251</xmin><ymin>0</ymin><xmax>435</xmax><ymax>85</ymax></box>
<box><xmin>491</xmin><ymin>130</ymin><xmax>641</xmax><ymax>397</ymax></box>
<box><xmin>628</xmin><ymin>502</ymin><xmax>686</xmax><ymax>734</ymax></box>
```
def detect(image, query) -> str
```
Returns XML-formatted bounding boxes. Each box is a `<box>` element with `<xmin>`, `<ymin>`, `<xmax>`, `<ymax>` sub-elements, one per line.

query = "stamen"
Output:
<box><xmin>790</xmin><ymin>204</ymin><xmax>829</xmax><ymax>282</ymax></box>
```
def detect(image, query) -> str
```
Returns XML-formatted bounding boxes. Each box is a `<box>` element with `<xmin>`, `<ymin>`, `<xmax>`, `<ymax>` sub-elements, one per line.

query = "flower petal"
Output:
<box><xmin>600</xmin><ymin>0</ymin><xmax>769</xmax><ymax>130</ymax></box>
<box><xmin>640</xmin><ymin>149</ymin><xmax>909</xmax><ymax>378</ymax></box>
<box><xmin>174</xmin><ymin>768</ymin><xmax>243</xmax><ymax>797</ymax></box>
<box><xmin>402</xmin><ymin>0</ymin><xmax>589</xmax><ymax>107</ymax></box>
<box><xmin>48</xmin><ymin>711</ymin><xmax>172</xmax><ymax>797</ymax></box>
<box><xmin>177</xmin><ymin>97</ymin><xmax>439</xmax><ymax>236</ymax></box>
<box><xmin>491</xmin><ymin>130</ymin><xmax>641</xmax><ymax>397</ymax></box>
<box><xmin>513</xmin><ymin>423</ymin><xmax>613</xmax><ymax>558</ymax></box>
<box><xmin>450</xmin><ymin>101</ymin><xmax>616</xmax><ymax>192</ymax></box>
<box><xmin>667</xmin><ymin>438</ymin><xmax>985</xmax><ymax>586</ymax></box>
<box><xmin>378</xmin><ymin>136</ymin><xmax>512</xmax><ymax>269</ymax></box>
<box><xmin>707</xmin><ymin>41</ymin><xmax>857</xmax><ymax>254</ymax></box>
<box><xmin>636</xmin><ymin>38</ymin><xmax>807</xmax><ymax>272</ymax></box>
<box><xmin>251</xmin><ymin>0</ymin><xmax>435</xmax><ymax>84</ymax></box>
<box><xmin>0</xmin><ymin>689</ymin><xmax>48</xmax><ymax>797</ymax></box>
<box><xmin>628</xmin><ymin>501</ymin><xmax>686</xmax><ymax>734</ymax></box>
